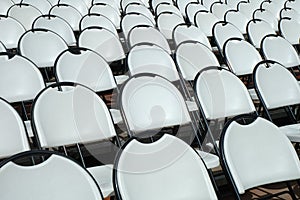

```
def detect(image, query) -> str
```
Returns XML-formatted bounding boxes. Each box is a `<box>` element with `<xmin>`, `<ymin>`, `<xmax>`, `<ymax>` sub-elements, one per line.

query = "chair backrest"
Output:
<box><xmin>156</xmin><ymin>11</ymin><xmax>185</xmax><ymax>40</ymax></box>
<box><xmin>224</xmin><ymin>9</ymin><xmax>249</xmax><ymax>34</ymax></box>
<box><xmin>220</xmin><ymin>115</ymin><xmax>300</xmax><ymax>194</ymax></box>
<box><xmin>7</xmin><ymin>3</ymin><xmax>42</xmax><ymax>30</ymax></box>
<box><xmin>201</xmin><ymin>0</ymin><xmax>219</xmax><ymax>10</ymax></box>
<box><xmin>210</xmin><ymin>2</ymin><xmax>231</xmax><ymax>20</ymax></box>
<box><xmin>21</xmin><ymin>0</ymin><xmax>52</xmax><ymax>14</ymax></box>
<box><xmin>124</xmin><ymin>3</ymin><xmax>155</xmax><ymax>25</ymax></box>
<box><xmin>253</xmin><ymin>8</ymin><xmax>278</xmax><ymax>31</ymax></box>
<box><xmin>237</xmin><ymin>1</ymin><xmax>260</xmax><ymax>19</ymax></box>
<box><xmin>0</xmin><ymin>15</ymin><xmax>25</xmax><ymax>49</ymax></box>
<box><xmin>18</xmin><ymin>28</ymin><xmax>68</xmax><ymax>68</ymax></box>
<box><xmin>151</xmin><ymin>0</ymin><xmax>173</xmax><ymax>12</ymax></box>
<box><xmin>59</xmin><ymin>0</ymin><xmax>89</xmax><ymax>15</ymax></box>
<box><xmin>89</xmin><ymin>3</ymin><xmax>121</xmax><ymax>29</ymax></box>
<box><xmin>261</xmin><ymin>34</ymin><xmax>300</xmax><ymax>69</ymax></box>
<box><xmin>155</xmin><ymin>3</ymin><xmax>182</xmax><ymax>17</ymax></box>
<box><xmin>194</xmin><ymin>67</ymin><xmax>256</xmax><ymax>120</ymax></box>
<box><xmin>93</xmin><ymin>0</ymin><xmax>120</xmax><ymax>12</ymax></box>
<box><xmin>175</xmin><ymin>41</ymin><xmax>220</xmax><ymax>81</ymax></box>
<box><xmin>279</xmin><ymin>17</ymin><xmax>300</xmax><ymax>45</ymax></box>
<box><xmin>224</xmin><ymin>38</ymin><xmax>263</xmax><ymax>76</ymax></box>
<box><xmin>0</xmin><ymin>53</ymin><xmax>45</xmax><ymax>103</ymax></box>
<box><xmin>120</xmin><ymin>74</ymin><xmax>191</xmax><ymax>133</ymax></box>
<box><xmin>254</xmin><ymin>60</ymin><xmax>300</xmax><ymax>110</ymax></box>
<box><xmin>185</xmin><ymin>2</ymin><xmax>207</xmax><ymax>24</ymax></box>
<box><xmin>121</xmin><ymin>12</ymin><xmax>154</xmax><ymax>40</ymax></box>
<box><xmin>32</xmin><ymin>83</ymin><xmax>117</xmax><ymax>148</ymax></box>
<box><xmin>172</xmin><ymin>23</ymin><xmax>212</xmax><ymax>49</ymax></box>
<box><xmin>0</xmin><ymin>0</ymin><xmax>14</xmax><ymax>15</ymax></box>
<box><xmin>194</xmin><ymin>10</ymin><xmax>219</xmax><ymax>37</ymax></box>
<box><xmin>49</xmin><ymin>4</ymin><xmax>82</xmax><ymax>31</ymax></box>
<box><xmin>79</xmin><ymin>13</ymin><xmax>118</xmax><ymax>36</ymax></box>
<box><xmin>127</xmin><ymin>43</ymin><xmax>179</xmax><ymax>81</ymax></box>
<box><xmin>32</xmin><ymin>14</ymin><xmax>76</xmax><ymax>46</ymax></box>
<box><xmin>114</xmin><ymin>134</ymin><xmax>218</xmax><ymax>200</ymax></box>
<box><xmin>78</xmin><ymin>27</ymin><xmax>125</xmax><ymax>63</ymax></box>
<box><xmin>55</xmin><ymin>47</ymin><xmax>117</xmax><ymax>92</ymax></box>
<box><xmin>246</xmin><ymin>18</ymin><xmax>276</xmax><ymax>49</ymax></box>
<box><xmin>0</xmin><ymin>151</ymin><xmax>103</xmax><ymax>200</ymax></box>
<box><xmin>176</xmin><ymin>0</ymin><xmax>197</xmax><ymax>17</ymax></box>
<box><xmin>213</xmin><ymin>21</ymin><xmax>244</xmax><ymax>55</ymax></box>
<box><xmin>260</xmin><ymin>0</ymin><xmax>282</xmax><ymax>19</ymax></box>
<box><xmin>128</xmin><ymin>25</ymin><xmax>171</xmax><ymax>54</ymax></box>
<box><xmin>0</xmin><ymin>98</ymin><xmax>30</xmax><ymax>159</ymax></box>
<box><xmin>280</xmin><ymin>7</ymin><xmax>300</xmax><ymax>21</ymax></box>
<box><xmin>285</xmin><ymin>0</ymin><xmax>300</xmax><ymax>11</ymax></box>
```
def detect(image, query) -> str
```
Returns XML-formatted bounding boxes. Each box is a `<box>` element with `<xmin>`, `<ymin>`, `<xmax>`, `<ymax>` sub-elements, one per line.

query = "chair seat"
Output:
<box><xmin>87</xmin><ymin>164</ymin><xmax>114</xmax><ymax>198</ymax></box>
<box><xmin>115</xmin><ymin>75</ymin><xmax>129</xmax><ymax>85</ymax></box>
<box><xmin>109</xmin><ymin>109</ymin><xmax>123</xmax><ymax>124</ymax></box>
<box><xmin>279</xmin><ymin>123</ymin><xmax>300</xmax><ymax>142</ymax></box>
<box><xmin>195</xmin><ymin>149</ymin><xmax>220</xmax><ymax>169</ymax></box>
<box><xmin>186</xmin><ymin>100</ymin><xmax>198</xmax><ymax>111</ymax></box>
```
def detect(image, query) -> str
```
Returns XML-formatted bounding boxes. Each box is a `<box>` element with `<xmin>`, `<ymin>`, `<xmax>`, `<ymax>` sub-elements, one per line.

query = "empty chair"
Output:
<box><xmin>246</xmin><ymin>18</ymin><xmax>276</xmax><ymax>49</ymax></box>
<box><xmin>253</xmin><ymin>8</ymin><xmax>279</xmax><ymax>31</ymax></box>
<box><xmin>0</xmin><ymin>0</ymin><xmax>14</xmax><ymax>15</ymax></box>
<box><xmin>185</xmin><ymin>2</ymin><xmax>207</xmax><ymax>24</ymax></box>
<box><xmin>156</xmin><ymin>11</ymin><xmax>185</xmax><ymax>40</ymax></box>
<box><xmin>212</xmin><ymin>21</ymin><xmax>244</xmax><ymax>56</ymax></box>
<box><xmin>151</xmin><ymin>0</ymin><xmax>173</xmax><ymax>12</ymax></box>
<box><xmin>78</xmin><ymin>27</ymin><xmax>126</xmax><ymax>74</ymax></box>
<box><xmin>155</xmin><ymin>3</ymin><xmax>182</xmax><ymax>17</ymax></box>
<box><xmin>31</xmin><ymin>83</ymin><xmax>121</xmax><ymax>198</ymax></box>
<box><xmin>210</xmin><ymin>2</ymin><xmax>231</xmax><ymax>20</ymax></box>
<box><xmin>175</xmin><ymin>41</ymin><xmax>220</xmax><ymax>82</ymax></box>
<box><xmin>238</xmin><ymin>1</ymin><xmax>260</xmax><ymax>19</ymax></box>
<box><xmin>176</xmin><ymin>0</ymin><xmax>198</xmax><ymax>17</ymax></box>
<box><xmin>0</xmin><ymin>15</ymin><xmax>25</xmax><ymax>50</ymax></box>
<box><xmin>224</xmin><ymin>9</ymin><xmax>249</xmax><ymax>34</ymax></box>
<box><xmin>79</xmin><ymin>13</ymin><xmax>118</xmax><ymax>36</ymax></box>
<box><xmin>194</xmin><ymin>67</ymin><xmax>257</xmax><ymax>150</ymax></box>
<box><xmin>92</xmin><ymin>0</ymin><xmax>120</xmax><ymax>12</ymax></box>
<box><xmin>280</xmin><ymin>7</ymin><xmax>300</xmax><ymax>21</ymax></box>
<box><xmin>49</xmin><ymin>4</ymin><xmax>82</xmax><ymax>32</ymax></box>
<box><xmin>261</xmin><ymin>34</ymin><xmax>300</xmax><ymax>70</ymax></box>
<box><xmin>89</xmin><ymin>3</ymin><xmax>121</xmax><ymax>29</ymax></box>
<box><xmin>0</xmin><ymin>151</ymin><xmax>104</xmax><ymax>200</ymax></box>
<box><xmin>21</xmin><ymin>0</ymin><xmax>52</xmax><ymax>14</ymax></box>
<box><xmin>121</xmin><ymin>0</ymin><xmax>144</xmax><ymax>12</ymax></box>
<box><xmin>124</xmin><ymin>3</ymin><xmax>155</xmax><ymax>25</ymax></box>
<box><xmin>59</xmin><ymin>0</ymin><xmax>89</xmax><ymax>15</ymax></box>
<box><xmin>220</xmin><ymin>115</ymin><xmax>300</xmax><ymax>199</ymax></box>
<box><xmin>260</xmin><ymin>0</ymin><xmax>282</xmax><ymax>19</ymax></box>
<box><xmin>127</xmin><ymin>25</ymin><xmax>171</xmax><ymax>54</ymax></box>
<box><xmin>32</xmin><ymin>15</ymin><xmax>77</xmax><ymax>47</ymax></box>
<box><xmin>254</xmin><ymin>60</ymin><xmax>300</xmax><ymax>143</ymax></box>
<box><xmin>279</xmin><ymin>17</ymin><xmax>300</xmax><ymax>46</ymax></box>
<box><xmin>0</xmin><ymin>52</ymin><xmax>45</xmax><ymax>137</ymax></box>
<box><xmin>0</xmin><ymin>97</ymin><xmax>30</xmax><ymax>159</ymax></box>
<box><xmin>172</xmin><ymin>23</ymin><xmax>212</xmax><ymax>49</ymax></box>
<box><xmin>121</xmin><ymin>12</ymin><xmax>154</xmax><ymax>40</ymax></box>
<box><xmin>7</xmin><ymin>3</ymin><xmax>42</xmax><ymax>30</ymax></box>
<box><xmin>114</xmin><ymin>134</ymin><xmax>218</xmax><ymax>200</ymax></box>
<box><xmin>54</xmin><ymin>47</ymin><xmax>124</xmax><ymax>124</ymax></box>
<box><xmin>194</xmin><ymin>10</ymin><xmax>219</xmax><ymax>38</ymax></box>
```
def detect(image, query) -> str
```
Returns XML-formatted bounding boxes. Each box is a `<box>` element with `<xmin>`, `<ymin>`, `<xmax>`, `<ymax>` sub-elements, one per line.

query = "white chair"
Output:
<box><xmin>279</xmin><ymin>17</ymin><xmax>300</xmax><ymax>46</ymax></box>
<box><xmin>32</xmin><ymin>14</ymin><xmax>77</xmax><ymax>47</ymax></box>
<box><xmin>7</xmin><ymin>3</ymin><xmax>42</xmax><ymax>30</ymax></box>
<box><xmin>253</xmin><ymin>60</ymin><xmax>300</xmax><ymax>143</ymax></box>
<box><xmin>0</xmin><ymin>98</ymin><xmax>30</xmax><ymax>159</ymax></box>
<box><xmin>220</xmin><ymin>115</ymin><xmax>300</xmax><ymax>199</ymax></box>
<box><xmin>114</xmin><ymin>134</ymin><xmax>218</xmax><ymax>200</ymax></box>
<box><xmin>89</xmin><ymin>3</ymin><xmax>121</xmax><ymax>29</ymax></box>
<box><xmin>151</xmin><ymin>0</ymin><xmax>173</xmax><ymax>12</ymax></box>
<box><xmin>0</xmin><ymin>0</ymin><xmax>14</xmax><ymax>15</ymax></box>
<box><xmin>260</xmin><ymin>0</ymin><xmax>283</xmax><ymax>19</ymax></box>
<box><xmin>79</xmin><ymin>13</ymin><xmax>118</xmax><ymax>37</ymax></box>
<box><xmin>237</xmin><ymin>1</ymin><xmax>260</xmax><ymax>19</ymax></box>
<box><xmin>0</xmin><ymin>15</ymin><xmax>25</xmax><ymax>50</ymax></box>
<box><xmin>246</xmin><ymin>18</ymin><xmax>276</xmax><ymax>49</ymax></box>
<box><xmin>155</xmin><ymin>2</ymin><xmax>182</xmax><ymax>17</ymax></box>
<box><xmin>253</xmin><ymin>8</ymin><xmax>279</xmax><ymax>31</ymax></box>
<box><xmin>185</xmin><ymin>2</ymin><xmax>207</xmax><ymax>24</ymax></box>
<box><xmin>124</xmin><ymin>3</ymin><xmax>155</xmax><ymax>25</ymax></box>
<box><xmin>59</xmin><ymin>0</ymin><xmax>89</xmax><ymax>15</ymax></box>
<box><xmin>201</xmin><ymin>0</ymin><xmax>219</xmax><ymax>10</ymax></box>
<box><xmin>54</xmin><ymin>47</ymin><xmax>124</xmax><ymax>124</ymax></box>
<box><xmin>172</xmin><ymin>23</ymin><xmax>212</xmax><ymax>49</ymax></box>
<box><xmin>49</xmin><ymin>3</ymin><xmax>82</xmax><ymax>32</ymax></box>
<box><xmin>261</xmin><ymin>34</ymin><xmax>300</xmax><ymax>70</ymax></box>
<box><xmin>225</xmin><ymin>0</ymin><xmax>241</xmax><ymax>9</ymax></box>
<box><xmin>121</xmin><ymin>0</ymin><xmax>144</xmax><ymax>12</ymax></box>
<box><xmin>280</xmin><ymin>7</ymin><xmax>300</xmax><ymax>21</ymax></box>
<box><xmin>0</xmin><ymin>151</ymin><xmax>104</xmax><ymax>200</ymax></box>
<box><xmin>32</xmin><ymin>83</ymin><xmax>120</xmax><ymax>198</ymax></box>
<box><xmin>119</xmin><ymin>74</ymin><xmax>220</xmax><ymax>169</ymax></box>
<box><xmin>21</xmin><ymin>0</ymin><xmax>52</xmax><ymax>14</ymax></box>
<box><xmin>156</xmin><ymin>11</ymin><xmax>185</xmax><ymax>40</ymax></box>
<box><xmin>194</xmin><ymin>10</ymin><xmax>219</xmax><ymax>38</ymax></box>
<box><xmin>92</xmin><ymin>0</ymin><xmax>120</xmax><ymax>12</ymax></box>
<box><xmin>210</xmin><ymin>1</ymin><xmax>231</xmax><ymax>20</ymax></box>
<box><xmin>175</xmin><ymin>41</ymin><xmax>220</xmax><ymax>82</ymax></box>
<box><xmin>175</xmin><ymin>0</ymin><xmax>198</xmax><ymax>17</ymax></box>
<box><xmin>285</xmin><ymin>0</ymin><xmax>300</xmax><ymax>11</ymax></box>
<box><xmin>224</xmin><ymin>9</ymin><xmax>249</xmax><ymax>34</ymax></box>
<box><xmin>121</xmin><ymin>12</ymin><xmax>154</xmax><ymax>40</ymax></box>
<box><xmin>212</xmin><ymin>21</ymin><xmax>244</xmax><ymax>55</ymax></box>
<box><xmin>127</xmin><ymin>25</ymin><xmax>171</xmax><ymax>54</ymax></box>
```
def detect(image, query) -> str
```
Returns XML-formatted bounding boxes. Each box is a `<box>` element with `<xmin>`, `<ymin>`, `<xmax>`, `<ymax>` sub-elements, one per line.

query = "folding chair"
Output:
<box><xmin>185</xmin><ymin>2</ymin><xmax>207</xmax><ymax>24</ymax></box>
<box><xmin>31</xmin><ymin>82</ymin><xmax>121</xmax><ymax>198</ymax></box>
<box><xmin>194</xmin><ymin>10</ymin><xmax>219</xmax><ymax>38</ymax></box>
<box><xmin>155</xmin><ymin>2</ymin><xmax>182</xmax><ymax>17</ymax></box>
<box><xmin>237</xmin><ymin>1</ymin><xmax>260</xmax><ymax>19</ymax></box>
<box><xmin>253</xmin><ymin>60</ymin><xmax>300</xmax><ymax>143</ymax></box>
<box><xmin>59</xmin><ymin>0</ymin><xmax>89</xmax><ymax>15</ymax></box>
<box><xmin>92</xmin><ymin>0</ymin><xmax>120</xmax><ymax>12</ymax></box>
<box><xmin>32</xmin><ymin>14</ymin><xmax>77</xmax><ymax>47</ymax></box>
<box><xmin>210</xmin><ymin>1</ymin><xmax>232</xmax><ymax>20</ymax></box>
<box><xmin>175</xmin><ymin>0</ymin><xmax>198</xmax><ymax>17</ymax></box>
<box><xmin>0</xmin><ymin>150</ymin><xmax>104</xmax><ymax>200</ymax></box>
<box><xmin>279</xmin><ymin>17</ymin><xmax>300</xmax><ymax>48</ymax></box>
<box><xmin>124</xmin><ymin>3</ymin><xmax>155</xmax><ymax>25</ymax></box>
<box><xmin>220</xmin><ymin>114</ymin><xmax>300</xmax><ymax>200</ymax></box>
<box><xmin>224</xmin><ymin>9</ymin><xmax>249</xmax><ymax>34</ymax></box>
<box><xmin>260</xmin><ymin>0</ymin><xmax>283</xmax><ymax>20</ymax></box>
<box><xmin>0</xmin><ymin>0</ymin><xmax>14</xmax><ymax>15</ymax></box>
<box><xmin>113</xmin><ymin>134</ymin><xmax>218</xmax><ymax>200</ymax></box>
<box><xmin>151</xmin><ymin>0</ymin><xmax>173</xmax><ymax>13</ymax></box>
<box><xmin>280</xmin><ymin>7</ymin><xmax>300</xmax><ymax>20</ymax></box>
<box><xmin>253</xmin><ymin>8</ymin><xmax>279</xmax><ymax>31</ymax></box>
<box><xmin>21</xmin><ymin>0</ymin><xmax>52</xmax><ymax>14</ymax></box>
